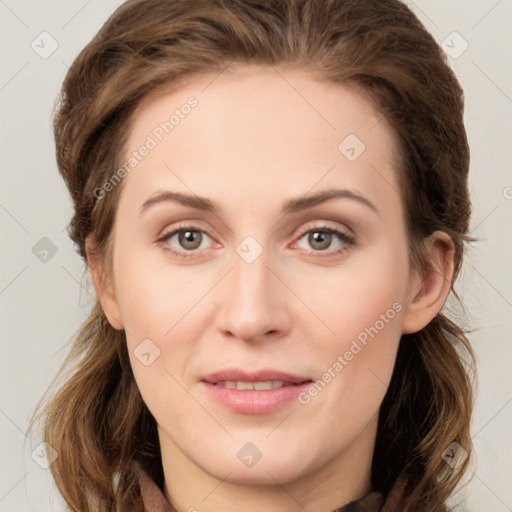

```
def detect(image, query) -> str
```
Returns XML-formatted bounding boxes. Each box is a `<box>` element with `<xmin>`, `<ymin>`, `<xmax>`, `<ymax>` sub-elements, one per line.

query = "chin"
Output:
<box><xmin>210</xmin><ymin>461</ymin><xmax>308</xmax><ymax>486</ymax></box>
<box><xmin>193</xmin><ymin>442</ymin><xmax>317</xmax><ymax>487</ymax></box>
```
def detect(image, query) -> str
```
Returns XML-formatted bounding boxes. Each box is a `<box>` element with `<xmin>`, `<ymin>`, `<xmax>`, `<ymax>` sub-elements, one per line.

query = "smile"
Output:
<box><xmin>212</xmin><ymin>380</ymin><xmax>299</xmax><ymax>390</ymax></box>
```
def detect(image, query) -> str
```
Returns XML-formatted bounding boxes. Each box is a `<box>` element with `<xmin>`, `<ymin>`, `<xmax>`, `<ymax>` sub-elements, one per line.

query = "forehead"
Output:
<box><xmin>120</xmin><ymin>65</ymin><xmax>402</xmax><ymax>213</ymax></box>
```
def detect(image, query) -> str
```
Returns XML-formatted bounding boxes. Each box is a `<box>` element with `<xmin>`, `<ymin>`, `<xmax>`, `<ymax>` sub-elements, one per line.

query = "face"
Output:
<box><xmin>97</xmin><ymin>65</ymin><xmax>421</xmax><ymax>488</ymax></box>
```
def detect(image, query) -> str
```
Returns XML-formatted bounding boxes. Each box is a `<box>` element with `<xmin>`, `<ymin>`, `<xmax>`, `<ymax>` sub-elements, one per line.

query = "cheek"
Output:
<box><xmin>293</xmin><ymin>245</ymin><xmax>407</xmax><ymax>347</ymax></box>
<box><xmin>304</xmin><ymin>275</ymin><xmax>402</xmax><ymax>396</ymax></box>
<box><xmin>293</xmin><ymin>245</ymin><xmax>406</xmax><ymax>415</ymax></box>
<box><xmin>112</xmin><ymin>249</ymin><xmax>207</xmax><ymax>405</ymax></box>
<box><xmin>117</xmin><ymin>266</ymin><xmax>195</xmax><ymax>429</ymax></box>
<box><xmin>113</xmin><ymin>246</ymin><xmax>202</xmax><ymax>337</ymax></box>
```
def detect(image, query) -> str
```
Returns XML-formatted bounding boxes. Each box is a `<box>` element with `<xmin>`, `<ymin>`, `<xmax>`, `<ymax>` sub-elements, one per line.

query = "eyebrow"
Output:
<box><xmin>139</xmin><ymin>188</ymin><xmax>379</xmax><ymax>217</ymax></box>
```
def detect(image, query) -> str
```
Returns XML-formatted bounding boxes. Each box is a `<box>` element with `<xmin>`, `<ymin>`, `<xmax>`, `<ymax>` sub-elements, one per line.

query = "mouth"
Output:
<box><xmin>200</xmin><ymin>369</ymin><xmax>313</xmax><ymax>414</ymax></box>
<box><xmin>210</xmin><ymin>380</ymin><xmax>308</xmax><ymax>390</ymax></box>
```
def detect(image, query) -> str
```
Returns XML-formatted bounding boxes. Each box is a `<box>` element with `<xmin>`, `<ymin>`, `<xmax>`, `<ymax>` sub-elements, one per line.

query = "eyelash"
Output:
<box><xmin>155</xmin><ymin>222</ymin><xmax>356</xmax><ymax>259</ymax></box>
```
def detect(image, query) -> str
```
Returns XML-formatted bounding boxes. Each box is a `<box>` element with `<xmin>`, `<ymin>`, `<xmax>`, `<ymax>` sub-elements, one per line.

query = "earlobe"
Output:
<box><xmin>401</xmin><ymin>231</ymin><xmax>455</xmax><ymax>334</ymax></box>
<box><xmin>85</xmin><ymin>235</ymin><xmax>124</xmax><ymax>330</ymax></box>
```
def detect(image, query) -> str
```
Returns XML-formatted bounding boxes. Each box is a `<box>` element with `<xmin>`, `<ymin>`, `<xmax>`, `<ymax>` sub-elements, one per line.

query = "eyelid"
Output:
<box><xmin>292</xmin><ymin>220</ymin><xmax>354</xmax><ymax>240</ymax></box>
<box><xmin>289</xmin><ymin>221</ymin><xmax>356</xmax><ymax>255</ymax></box>
<box><xmin>156</xmin><ymin>222</ymin><xmax>219</xmax><ymax>251</ymax></box>
<box><xmin>157</xmin><ymin>220</ymin><xmax>219</xmax><ymax>244</ymax></box>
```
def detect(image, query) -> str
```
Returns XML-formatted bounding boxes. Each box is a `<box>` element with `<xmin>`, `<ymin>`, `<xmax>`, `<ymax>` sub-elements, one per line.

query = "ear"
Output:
<box><xmin>401</xmin><ymin>231</ymin><xmax>455</xmax><ymax>334</ymax></box>
<box><xmin>85</xmin><ymin>235</ymin><xmax>124</xmax><ymax>330</ymax></box>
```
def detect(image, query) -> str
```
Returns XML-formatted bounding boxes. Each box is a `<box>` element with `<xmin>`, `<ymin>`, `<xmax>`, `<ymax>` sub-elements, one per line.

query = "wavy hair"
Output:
<box><xmin>28</xmin><ymin>0</ymin><xmax>476</xmax><ymax>510</ymax></box>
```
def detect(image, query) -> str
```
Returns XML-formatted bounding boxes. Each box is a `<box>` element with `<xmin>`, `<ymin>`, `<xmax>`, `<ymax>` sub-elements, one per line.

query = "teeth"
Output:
<box><xmin>253</xmin><ymin>381</ymin><xmax>274</xmax><ymax>390</ymax></box>
<box><xmin>237</xmin><ymin>381</ymin><xmax>254</xmax><ymax>390</ymax></box>
<box><xmin>215</xmin><ymin>380</ymin><xmax>286</xmax><ymax>390</ymax></box>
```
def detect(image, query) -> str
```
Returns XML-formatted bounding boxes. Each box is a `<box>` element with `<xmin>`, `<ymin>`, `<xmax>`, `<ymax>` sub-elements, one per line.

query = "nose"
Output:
<box><xmin>213</xmin><ymin>248</ymin><xmax>292</xmax><ymax>343</ymax></box>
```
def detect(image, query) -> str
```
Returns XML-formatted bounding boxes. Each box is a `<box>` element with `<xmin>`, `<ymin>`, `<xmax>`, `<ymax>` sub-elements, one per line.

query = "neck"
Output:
<box><xmin>159</xmin><ymin>414</ymin><xmax>378</xmax><ymax>512</ymax></box>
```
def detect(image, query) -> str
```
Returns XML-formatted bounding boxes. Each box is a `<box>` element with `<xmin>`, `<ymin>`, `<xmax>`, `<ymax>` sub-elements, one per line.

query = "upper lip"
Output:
<box><xmin>202</xmin><ymin>369</ymin><xmax>312</xmax><ymax>384</ymax></box>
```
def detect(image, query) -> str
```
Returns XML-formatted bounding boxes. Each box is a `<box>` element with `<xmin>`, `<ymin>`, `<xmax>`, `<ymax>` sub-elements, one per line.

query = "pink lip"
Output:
<box><xmin>200</xmin><ymin>368</ymin><xmax>313</xmax><ymax>414</ymax></box>
<box><xmin>202</xmin><ymin>368</ymin><xmax>310</xmax><ymax>384</ymax></box>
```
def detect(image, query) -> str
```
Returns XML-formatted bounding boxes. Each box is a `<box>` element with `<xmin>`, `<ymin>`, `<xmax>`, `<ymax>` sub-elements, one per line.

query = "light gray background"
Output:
<box><xmin>1</xmin><ymin>1</ymin><xmax>511</xmax><ymax>511</ymax></box>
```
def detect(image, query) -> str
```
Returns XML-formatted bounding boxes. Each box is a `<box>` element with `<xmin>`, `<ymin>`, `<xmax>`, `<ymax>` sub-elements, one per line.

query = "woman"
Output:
<box><xmin>28</xmin><ymin>0</ymin><xmax>475</xmax><ymax>510</ymax></box>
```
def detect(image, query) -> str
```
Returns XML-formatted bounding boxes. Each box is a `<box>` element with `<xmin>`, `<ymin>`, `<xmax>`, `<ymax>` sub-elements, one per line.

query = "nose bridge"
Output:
<box><xmin>214</xmin><ymin>243</ymin><xmax>290</xmax><ymax>341</ymax></box>
<box><xmin>233</xmin><ymin>248</ymin><xmax>271</xmax><ymax>303</ymax></box>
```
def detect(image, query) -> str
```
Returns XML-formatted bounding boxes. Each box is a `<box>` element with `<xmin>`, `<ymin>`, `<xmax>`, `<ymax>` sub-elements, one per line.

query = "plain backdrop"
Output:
<box><xmin>1</xmin><ymin>1</ymin><xmax>511</xmax><ymax>511</ymax></box>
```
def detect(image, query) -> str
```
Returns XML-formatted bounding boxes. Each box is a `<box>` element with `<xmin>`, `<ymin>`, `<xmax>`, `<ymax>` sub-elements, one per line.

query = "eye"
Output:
<box><xmin>156</xmin><ymin>224</ymin><xmax>215</xmax><ymax>258</ymax></box>
<box><xmin>156</xmin><ymin>222</ymin><xmax>355</xmax><ymax>260</ymax></box>
<box><xmin>294</xmin><ymin>224</ymin><xmax>355</xmax><ymax>256</ymax></box>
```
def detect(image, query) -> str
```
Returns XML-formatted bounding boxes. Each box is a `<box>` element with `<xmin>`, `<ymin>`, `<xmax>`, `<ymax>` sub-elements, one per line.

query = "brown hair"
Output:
<box><xmin>28</xmin><ymin>0</ymin><xmax>476</xmax><ymax>510</ymax></box>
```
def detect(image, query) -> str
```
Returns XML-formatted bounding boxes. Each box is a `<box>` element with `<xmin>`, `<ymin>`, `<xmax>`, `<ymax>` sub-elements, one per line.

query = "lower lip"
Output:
<box><xmin>201</xmin><ymin>381</ymin><xmax>312</xmax><ymax>414</ymax></box>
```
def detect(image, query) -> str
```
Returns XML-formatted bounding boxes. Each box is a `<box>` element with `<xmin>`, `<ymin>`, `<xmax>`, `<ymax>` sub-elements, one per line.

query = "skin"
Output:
<box><xmin>87</xmin><ymin>64</ymin><xmax>454</xmax><ymax>512</ymax></box>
